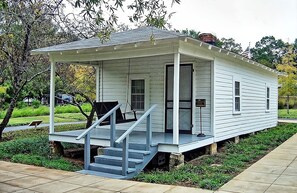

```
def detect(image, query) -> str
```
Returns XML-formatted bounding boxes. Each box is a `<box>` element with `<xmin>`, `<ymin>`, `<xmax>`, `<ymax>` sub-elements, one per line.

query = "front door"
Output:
<box><xmin>165</xmin><ymin>64</ymin><xmax>193</xmax><ymax>134</ymax></box>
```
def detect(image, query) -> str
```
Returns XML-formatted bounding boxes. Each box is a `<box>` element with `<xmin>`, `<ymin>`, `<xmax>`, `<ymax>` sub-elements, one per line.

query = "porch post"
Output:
<box><xmin>95</xmin><ymin>65</ymin><xmax>100</xmax><ymax>102</ymax></box>
<box><xmin>49</xmin><ymin>60</ymin><xmax>56</xmax><ymax>134</ymax></box>
<box><xmin>173</xmin><ymin>53</ymin><xmax>180</xmax><ymax>144</ymax></box>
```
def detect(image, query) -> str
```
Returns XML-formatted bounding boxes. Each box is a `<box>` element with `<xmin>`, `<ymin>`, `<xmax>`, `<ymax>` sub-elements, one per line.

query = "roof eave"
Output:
<box><xmin>184</xmin><ymin>37</ymin><xmax>281</xmax><ymax>76</ymax></box>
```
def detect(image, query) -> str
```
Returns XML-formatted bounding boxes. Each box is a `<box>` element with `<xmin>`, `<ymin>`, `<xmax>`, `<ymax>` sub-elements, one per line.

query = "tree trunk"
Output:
<box><xmin>287</xmin><ymin>95</ymin><xmax>290</xmax><ymax>114</ymax></box>
<box><xmin>86</xmin><ymin>107</ymin><xmax>95</xmax><ymax>128</ymax></box>
<box><xmin>0</xmin><ymin>98</ymin><xmax>17</xmax><ymax>139</ymax></box>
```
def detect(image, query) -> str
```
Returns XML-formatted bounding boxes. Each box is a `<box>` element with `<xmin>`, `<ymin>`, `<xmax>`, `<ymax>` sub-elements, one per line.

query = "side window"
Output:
<box><xmin>131</xmin><ymin>79</ymin><xmax>145</xmax><ymax>111</ymax></box>
<box><xmin>233</xmin><ymin>77</ymin><xmax>241</xmax><ymax>114</ymax></box>
<box><xmin>266</xmin><ymin>85</ymin><xmax>270</xmax><ymax>111</ymax></box>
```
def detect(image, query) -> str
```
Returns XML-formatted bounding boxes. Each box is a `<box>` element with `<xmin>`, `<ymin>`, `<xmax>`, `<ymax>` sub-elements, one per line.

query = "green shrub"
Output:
<box><xmin>11</xmin><ymin>154</ymin><xmax>81</xmax><ymax>171</ymax></box>
<box><xmin>289</xmin><ymin>99</ymin><xmax>295</xmax><ymax>109</ymax></box>
<box><xmin>0</xmin><ymin>129</ymin><xmax>83</xmax><ymax>172</ymax></box>
<box><xmin>0</xmin><ymin>136</ymin><xmax>50</xmax><ymax>159</ymax></box>
<box><xmin>32</xmin><ymin>100</ymin><xmax>41</xmax><ymax>108</ymax></box>
<box><xmin>278</xmin><ymin>98</ymin><xmax>286</xmax><ymax>109</ymax></box>
<box><xmin>16</xmin><ymin>101</ymin><xmax>27</xmax><ymax>109</ymax></box>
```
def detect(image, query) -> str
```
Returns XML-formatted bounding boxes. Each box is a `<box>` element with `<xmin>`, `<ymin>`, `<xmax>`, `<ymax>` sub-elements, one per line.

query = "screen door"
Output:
<box><xmin>165</xmin><ymin>64</ymin><xmax>193</xmax><ymax>134</ymax></box>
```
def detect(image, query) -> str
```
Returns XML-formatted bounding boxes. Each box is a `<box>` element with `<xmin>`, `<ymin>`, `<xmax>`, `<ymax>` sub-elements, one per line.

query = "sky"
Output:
<box><xmin>118</xmin><ymin>0</ymin><xmax>297</xmax><ymax>49</ymax></box>
<box><xmin>169</xmin><ymin>0</ymin><xmax>297</xmax><ymax>48</ymax></box>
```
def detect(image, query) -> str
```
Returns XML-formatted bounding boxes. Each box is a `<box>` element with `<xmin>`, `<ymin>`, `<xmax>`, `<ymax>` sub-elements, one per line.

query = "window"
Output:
<box><xmin>233</xmin><ymin>77</ymin><xmax>241</xmax><ymax>114</ymax></box>
<box><xmin>266</xmin><ymin>86</ymin><xmax>270</xmax><ymax>111</ymax></box>
<box><xmin>131</xmin><ymin>79</ymin><xmax>145</xmax><ymax>111</ymax></box>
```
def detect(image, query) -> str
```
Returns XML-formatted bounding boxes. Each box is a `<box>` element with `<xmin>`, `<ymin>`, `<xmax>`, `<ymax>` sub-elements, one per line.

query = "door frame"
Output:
<box><xmin>165</xmin><ymin>63</ymin><xmax>193</xmax><ymax>134</ymax></box>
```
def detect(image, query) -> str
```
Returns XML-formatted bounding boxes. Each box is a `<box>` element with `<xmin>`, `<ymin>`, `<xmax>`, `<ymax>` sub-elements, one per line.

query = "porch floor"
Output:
<box><xmin>49</xmin><ymin>122</ymin><xmax>214</xmax><ymax>153</ymax></box>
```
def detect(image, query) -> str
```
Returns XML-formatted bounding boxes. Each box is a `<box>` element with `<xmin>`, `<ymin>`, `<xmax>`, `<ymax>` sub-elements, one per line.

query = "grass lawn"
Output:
<box><xmin>278</xmin><ymin>109</ymin><xmax>297</xmax><ymax>118</ymax></box>
<box><xmin>134</xmin><ymin>123</ymin><xmax>297</xmax><ymax>190</ymax></box>
<box><xmin>0</xmin><ymin>104</ymin><xmax>92</xmax><ymax>119</ymax></box>
<box><xmin>0</xmin><ymin>124</ymin><xmax>85</xmax><ymax>171</ymax></box>
<box><xmin>2</xmin><ymin>113</ymin><xmax>89</xmax><ymax>126</ymax></box>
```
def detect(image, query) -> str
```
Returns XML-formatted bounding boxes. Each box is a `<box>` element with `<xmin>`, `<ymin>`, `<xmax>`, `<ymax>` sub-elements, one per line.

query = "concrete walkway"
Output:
<box><xmin>0</xmin><ymin>161</ymin><xmax>212</xmax><ymax>193</ymax></box>
<box><xmin>218</xmin><ymin>133</ymin><xmax>297</xmax><ymax>193</ymax></box>
<box><xmin>3</xmin><ymin>121</ymin><xmax>85</xmax><ymax>133</ymax></box>
<box><xmin>278</xmin><ymin>118</ymin><xmax>297</xmax><ymax>124</ymax></box>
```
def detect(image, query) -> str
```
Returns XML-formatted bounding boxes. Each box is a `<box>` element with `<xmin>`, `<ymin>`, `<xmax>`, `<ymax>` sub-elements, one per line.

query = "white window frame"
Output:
<box><xmin>266</xmin><ymin>84</ymin><xmax>270</xmax><ymax>112</ymax></box>
<box><xmin>233</xmin><ymin>76</ymin><xmax>241</xmax><ymax>115</ymax></box>
<box><xmin>128</xmin><ymin>74</ymin><xmax>150</xmax><ymax>113</ymax></box>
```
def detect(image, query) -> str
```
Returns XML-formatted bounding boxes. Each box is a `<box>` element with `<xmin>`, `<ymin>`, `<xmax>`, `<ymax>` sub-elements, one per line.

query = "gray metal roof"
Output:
<box><xmin>31</xmin><ymin>27</ymin><xmax>186</xmax><ymax>53</ymax></box>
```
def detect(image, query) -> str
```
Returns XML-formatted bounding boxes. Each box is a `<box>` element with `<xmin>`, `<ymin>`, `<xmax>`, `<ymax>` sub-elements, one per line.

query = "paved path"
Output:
<box><xmin>0</xmin><ymin>161</ymin><xmax>211</xmax><ymax>193</ymax></box>
<box><xmin>218</xmin><ymin>133</ymin><xmax>297</xmax><ymax>193</ymax></box>
<box><xmin>3</xmin><ymin>121</ymin><xmax>85</xmax><ymax>133</ymax></box>
<box><xmin>278</xmin><ymin>118</ymin><xmax>297</xmax><ymax>124</ymax></box>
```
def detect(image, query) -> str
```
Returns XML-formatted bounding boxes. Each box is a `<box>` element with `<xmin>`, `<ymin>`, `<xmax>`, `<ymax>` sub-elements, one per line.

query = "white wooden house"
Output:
<box><xmin>32</xmin><ymin>27</ymin><xmax>280</xmax><ymax>179</ymax></box>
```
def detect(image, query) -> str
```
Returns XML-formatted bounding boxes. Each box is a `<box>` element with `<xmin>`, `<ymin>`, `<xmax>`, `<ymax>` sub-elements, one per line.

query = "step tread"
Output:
<box><xmin>89</xmin><ymin>163</ymin><xmax>136</xmax><ymax>173</ymax></box>
<box><xmin>105</xmin><ymin>147</ymin><xmax>151</xmax><ymax>155</ymax></box>
<box><xmin>95</xmin><ymin>155</ymin><xmax>143</xmax><ymax>163</ymax></box>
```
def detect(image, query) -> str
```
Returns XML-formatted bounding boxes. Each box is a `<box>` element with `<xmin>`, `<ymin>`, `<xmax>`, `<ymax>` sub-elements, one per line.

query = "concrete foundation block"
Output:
<box><xmin>234</xmin><ymin>136</ymin><xmax>240</xmax><ymax>144</ymax></box>
<box><xmin>49</xmin><ymin>141</ymin><xmax>64</xmax><ymax>156</ymax></box>
<box><xmin>97</xmin><ymin>147</ymin><xmax>104</xmax><ymax>155</ymax></box>
<box><xmin>206</xmin><ymin>143</ymin><xmax>217</xmax><ymax>155</ymax></box>
<box><xmin>169</xmin><ymin>153</ymin><xmax>184</xmax><ymax>170</ymax></box>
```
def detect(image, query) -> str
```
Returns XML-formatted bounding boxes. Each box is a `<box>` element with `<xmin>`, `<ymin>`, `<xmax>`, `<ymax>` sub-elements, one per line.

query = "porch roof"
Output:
<box><xmin>31</xmin><ymin>27</ymin><xmax>186</xmax><ymax>54</ymax></box>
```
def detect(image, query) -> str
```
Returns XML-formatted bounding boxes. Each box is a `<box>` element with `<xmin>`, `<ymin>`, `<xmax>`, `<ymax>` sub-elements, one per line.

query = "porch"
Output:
<box><xmin>49</xmin><ymin>121</ymin><xmax>214</xmax><ymax>154</ymax></box>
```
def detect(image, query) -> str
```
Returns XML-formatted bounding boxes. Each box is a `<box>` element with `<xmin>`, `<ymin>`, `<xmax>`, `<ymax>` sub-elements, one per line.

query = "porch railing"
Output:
<box><xmin>76</xmin><ymin>104</ymin><xmax>121</xmax><ymax>170</ymax></box>
<box><xmin>115</xmin><ymin>104</ymin><xmax>157</xmax><ymax>176</ymax></box>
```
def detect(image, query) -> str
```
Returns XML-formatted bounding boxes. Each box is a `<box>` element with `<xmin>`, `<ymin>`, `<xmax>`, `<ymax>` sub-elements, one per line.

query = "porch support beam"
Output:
<box><xmin>173</xmin><ymin>52</ymin><xmax>180</xmax><ymax>144</ymax></box>
<box><xmin>49</xmin><ymin>60</ymin><xmax>56</xmax><ymax>134</ymax></box>
<box><xmin>49</xmin><ymin>44</ymin><xmax>179</xmax><ymax>63</ymax></box>
<box><xmin>95</xmin><ymin>65</ymin><xmax>100</xmax><ymax>102</ymax></box>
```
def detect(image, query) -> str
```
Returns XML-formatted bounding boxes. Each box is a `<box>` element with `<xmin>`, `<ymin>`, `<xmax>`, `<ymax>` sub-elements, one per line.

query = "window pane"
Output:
<box><xmin>235</xmin><ymin>97</ymin><xmax>240</xmax><ymax>111</ymax></box>
<box><xmin>131</xmin><ymin>80</ymin><xmax>145</xmax><ymax>110</ymax></box>
<box><xmin>267</xmin><ymin>87</ymin><xmax>270</xmax><ymax>98</ymax></box>
<box><xmin>267</xmin><ymin>99</ymin><xmax>270</xmax><ymax>110</ymax></box>
<box><xmin>235</xmin><ymin>81</ymin><xmax>240</xmax><ymax>96</ymax></box>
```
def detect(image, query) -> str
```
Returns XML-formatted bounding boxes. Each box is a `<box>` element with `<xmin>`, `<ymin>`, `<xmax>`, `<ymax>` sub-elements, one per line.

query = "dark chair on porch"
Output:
<box><xmin>94</xmin><ymin>101</ymin><xmax>137</xmax><ymax>126</ymax></box>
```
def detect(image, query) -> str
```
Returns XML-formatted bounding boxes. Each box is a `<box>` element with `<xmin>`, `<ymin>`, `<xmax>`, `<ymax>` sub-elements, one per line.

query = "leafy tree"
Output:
<box><xmin>277</xmin><ymin>46</ymin><xmax>297</xmax><ymax>114</ymax></box>
<box><xmin>251</xmin><ymin>36</ymin><xmax>286</xmax><ymax>68</ymax></box>
<box><xmin>56</xmin><ymin>64</ymin><xmax>96</xmax><ymax>128</ymax></box>
<box><xmin>0</xmin><ymin>0</ymin><xmax>66</xmax><ymax>139</ymax></box>
<box><xmin>61</xmin><ymin>0</ymin><xmax>180</xmax><ymax>39</ymax></box>
<box><xmin>0</xmin><ymin>0</ymin><xmax>178</xmax><ymax>139</ymax></box>
<box><xmin>180</xmin><ymin>29</ymin><xmax>200</xmax><ymax>39</ymax></box>
<box><xmin>218</xmin><ymin>38</ymin><xmax>243</xmax><ymax>54</ymax></box>
<box><xmin>293</xmin><ymin>38</ymin><xmax>297</xmax><ymax>63</ymax></box>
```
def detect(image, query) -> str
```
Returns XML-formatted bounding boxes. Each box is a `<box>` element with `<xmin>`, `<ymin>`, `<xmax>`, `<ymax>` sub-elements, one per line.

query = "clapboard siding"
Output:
<box><xmin>214</xmin><ymin>57</ymin><xmax>278</xmax><ymax>142</ymax></box>
<box><xmin>99</xmin><ymin>54</ymin><xmax>212</xmax><ymax>134</ymax></box>
<box><xmin>100</xmin><ymin>54</ymin><xmax>201</xmax><ymax>133</ymax></box>
<box><xmin>194</xmin><ymin>61</ymin><xmax>212</xmax><ymax>135</ymax></box>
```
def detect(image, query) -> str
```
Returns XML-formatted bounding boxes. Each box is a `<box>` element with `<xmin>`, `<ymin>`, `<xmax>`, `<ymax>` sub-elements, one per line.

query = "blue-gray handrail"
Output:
<box><xmin>115</xmin><ymin>104</ymin><xmax>157</xmax><ymax>143</ymax></box>
<box><xmin>76</xmin><ymin>103</ymin><xmax>121</xmax><ymax>170</ymax></box>
<box><xmin>115</xmin><ymin>104</ymin><xmax>157</xmax><ymax>176</ymax></box>
<box><xmin>76</xmin><ymin>104</ymin><xmax>121</xmax><ymax>140</ymax></box>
